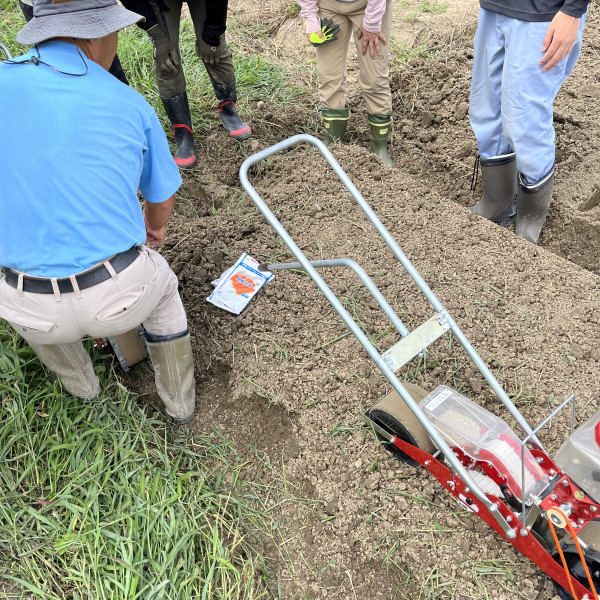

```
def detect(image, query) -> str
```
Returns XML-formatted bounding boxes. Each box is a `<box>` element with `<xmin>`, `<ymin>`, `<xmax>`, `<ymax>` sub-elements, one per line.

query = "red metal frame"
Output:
<box><xmin>391</xmin><ymin>434</ymin><xmax>597</xmax><ymax>599</ymax></box>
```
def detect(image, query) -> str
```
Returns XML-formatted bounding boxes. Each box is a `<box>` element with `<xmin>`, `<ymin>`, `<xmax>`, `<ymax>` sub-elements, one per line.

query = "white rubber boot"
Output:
<box><xmin>28</xmin><ymin>341</ymin><xmax>101</xmax><ymax>399</ymax></box>
<box><xmin>146</xmin><ymin>332</ymin><xmax>196</xmax><ymax>424</ymax></box>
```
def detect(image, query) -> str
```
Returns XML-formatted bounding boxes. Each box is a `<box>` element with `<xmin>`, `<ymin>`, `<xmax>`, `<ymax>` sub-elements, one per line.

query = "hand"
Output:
<box><xmin>357</xmin><ymin>27</ymin><xmax>386</xmax><ymax>59</ymax></box>
<box><xmin>147</xmin><ymin>24</ymin><xmax>179</xmax><ymax>76</ymax></box>
<box><xmin>308</xmin><ymin>17</ymin><xmax>340</xmax><ymax>47</ymax></box>
<box><xmin>145</xmin><ymin>225</ymin><xmax>166</xmax><ymax>247</ymax></box>
<box><xmin>196</xmin><ymin>37</ymin><xmax>219</xmax><ymax>66</ymax></box>
<box><xmin>539</xmin><ymin>12</ymin><xmax>580</xmax><ymax>72</ymax></box>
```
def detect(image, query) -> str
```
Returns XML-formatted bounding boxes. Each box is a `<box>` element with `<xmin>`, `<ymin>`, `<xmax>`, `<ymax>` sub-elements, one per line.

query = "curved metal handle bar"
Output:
<box><xmin>261</xmin><ymin>258</ymin><xmax>410</xmax><ymax>338</ymax></box>
<box><xmin>0</xmin><ymin>43</ymin><xmax>13</xmax><ymax>60</ymax></box>
<box><xmin>240</xmin><ymin>134</ymin><xmax>541</xmax><ymax>451</ymax></box>
<box><xmin>240</xmin><ymin>136</ymin><xmax>523</xmax><ymax>534</ymax></box>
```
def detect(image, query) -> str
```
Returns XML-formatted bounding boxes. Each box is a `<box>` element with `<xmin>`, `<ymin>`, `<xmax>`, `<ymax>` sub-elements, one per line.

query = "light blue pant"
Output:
<box><xmin>469</xmin><ymin>9</ymin><xmax>586</xmax><ymax>185</ymax></box>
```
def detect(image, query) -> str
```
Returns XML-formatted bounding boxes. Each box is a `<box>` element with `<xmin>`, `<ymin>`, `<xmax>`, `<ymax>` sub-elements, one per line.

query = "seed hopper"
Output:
<box><xmin>240</xmin><ymin>135</ymin><xmax>600</xmax><ymax>600</ymax></box>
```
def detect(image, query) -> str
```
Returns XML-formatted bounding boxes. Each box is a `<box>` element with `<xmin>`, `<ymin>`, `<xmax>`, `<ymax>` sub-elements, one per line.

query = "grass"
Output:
<box><xmin>0</xmin><ymin>321</ymin><xmax>275</xmax><ymax>599</ymax></box>
<box><xmin>0</xmin><ymin>9</ymin><xmax>285</xmax><ymax>598</ymax></box>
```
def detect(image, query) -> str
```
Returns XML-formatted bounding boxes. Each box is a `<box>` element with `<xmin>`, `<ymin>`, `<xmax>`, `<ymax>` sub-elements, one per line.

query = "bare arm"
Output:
<box><xmin>143</xmin><ymin>194</ymin><xmax>175</xmax><ymax>246</ymax></box>
<box><xmin>539</xmin><ymin>11</ymin><xmax>581</xmax><ymax>72</ymax></box>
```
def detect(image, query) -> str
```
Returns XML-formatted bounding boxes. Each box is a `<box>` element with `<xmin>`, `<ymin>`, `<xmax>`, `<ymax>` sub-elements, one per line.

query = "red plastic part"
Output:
<box><xmin>595</xmin><ymin>420</ymin><xmax>600</xmax><ymax>448</ymax></box>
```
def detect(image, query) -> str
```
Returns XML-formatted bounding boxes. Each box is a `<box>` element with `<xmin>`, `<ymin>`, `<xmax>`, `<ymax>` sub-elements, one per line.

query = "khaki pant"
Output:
<box><xmin>155</xmin><ymin>0</ymin><xmax>235</xmax><ymax>98</ymax></box>
<box><xmin>0</xmin><ymin>247</ymin><xmax>189</xmax><ymax>398</ymax></box>
<box><xmin>316</xmin><ymin>0</ymin><xmax>392</xmax><ymax>114</ymax></box>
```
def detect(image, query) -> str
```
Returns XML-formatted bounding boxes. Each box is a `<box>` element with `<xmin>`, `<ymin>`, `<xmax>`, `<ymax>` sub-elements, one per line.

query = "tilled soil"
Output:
<box><xmin>126</xmin><ymin>2</ymin><xmax>600</xmax><ymax>599</ymax></box>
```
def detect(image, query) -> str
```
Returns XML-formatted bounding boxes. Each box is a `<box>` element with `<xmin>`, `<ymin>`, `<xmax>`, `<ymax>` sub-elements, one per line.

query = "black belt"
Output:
<box><xmin>3</xmin><ymin>247</ymin><xmax>141</xmax><ymax>294</ymax></box>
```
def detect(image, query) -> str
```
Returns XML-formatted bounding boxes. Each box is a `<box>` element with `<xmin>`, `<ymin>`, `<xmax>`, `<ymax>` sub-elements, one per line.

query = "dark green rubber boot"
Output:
<box><xmin>367</xmin><ymin>112</ymin><xmax>393</xmax><ymax>165</ymax></box>
<box><xmin>320</xmin><ymin>106</ymin><xmax>350</xmax><ymax>146</ymax></box>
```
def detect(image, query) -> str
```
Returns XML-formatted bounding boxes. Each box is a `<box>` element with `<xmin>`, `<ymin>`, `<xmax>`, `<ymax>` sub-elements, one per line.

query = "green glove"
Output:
<box><xmin>147</xmin><ymin>24</ymin><xmax>179</xmax><ymax>75</ymax></box>
<box><xmin>309</xmin><ymin>18</ymin><xmax>340</xmax><ymax>47</ymax></box>
<box><xmin>196</xmin><ymin>37</ymin><xmax>219</xmax><ymax>66</ymax></box>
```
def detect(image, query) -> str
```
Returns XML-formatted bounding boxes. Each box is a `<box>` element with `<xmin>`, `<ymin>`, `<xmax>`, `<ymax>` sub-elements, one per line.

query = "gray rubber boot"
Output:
<box><xmin>28</xmin><ymin>341</ymin><xmax>101</xmax><ymax>399</ymax></box>
<box><xmin>514</xmin><ymin>171</ymin><xmax>554</xmax><ymax>245</ymax></box>
<box><xmin>367</xmin><ymin>112</ymin><xmax>393</xmax><ymax>165</ymax></box>
<box><xmin>320</xmin><ymin>106</ymin><xmax>349</xmax><ymax>146</ymax></box>
<box><xmin>146</xmin><ymin>332</ymin><xmax>196</xmax><ymax>424</ymax></box>
<box><xmin>470</xmin><ymin>153</ymin><xmax>517</xmax><ymax>227</ymax></box>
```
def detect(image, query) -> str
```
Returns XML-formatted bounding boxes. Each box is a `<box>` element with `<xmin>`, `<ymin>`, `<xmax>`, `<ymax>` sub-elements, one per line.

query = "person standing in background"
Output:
<box><xmin>469</xmin><ymin>0</ymin><xmax>589</xmax><ymax>244</ymax></box>
<box><xmin>121</xmin><ymin>0</ymin><xmax>252</xmax><ymax>169</ymax></box>
<box><xmin>298</xmin><ymin>0</ymin><xmax>393</xmax><ymax>165</ymax></box>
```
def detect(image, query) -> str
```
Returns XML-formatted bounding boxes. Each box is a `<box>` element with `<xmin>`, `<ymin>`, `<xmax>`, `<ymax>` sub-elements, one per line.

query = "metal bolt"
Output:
<box><xmin>562</xmin><ymin>480</ymin><xmax>570</xmax><ymax>487</ymax></box>
<box><xmin>424</xmin><ymin>460</ymin><xmax>430</xmax><ymax>466</ymax></box>
<box><xmin>506</xmin><ymin>516</ymin><xmax>512</xmax><ymax>522</ymax></box>
<box><xmin>551</xmin><ymin>494</ymin><xmax>558</xmax><ymax>501</ymax></box>
<box><xmin>578</xmin><ymin>518</ymin><xmax>585</xmax><ymax>526</ymax></box>
<box><xmin>507</xmin><ymin>530</ymin><xmax>517</xmax><ymax>539</ymax></box>
<box><xmin>591</xmin><ymin>506</ymin><xmax>598</xmax><ymax>513</ymax></box>
<box><xmin>536</xmin><ymin>456</ymin><xmax>544</xmax><ymax>463</ymax></box>
<box><xmin>594</xmin><ymin>571</ymin><xmax>600</xmax><ymax>578</ymax></box>
<box><xmin>520</xmin><ymin>529</ymin><xmax>529</xmax><ymax>537</ymax></box>
<box><xmin>464</xmin><ymin>487</ymin><xmax>470</xmax><ymax>494</ymax></box>
<box><xmin>549</xmin><ymin>469</ymin><xmax>556</xmax><ymax>476</ymax></box>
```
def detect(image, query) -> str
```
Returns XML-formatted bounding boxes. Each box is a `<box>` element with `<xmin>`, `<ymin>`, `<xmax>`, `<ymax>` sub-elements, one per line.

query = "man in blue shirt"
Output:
<box><xmin>0</xmin><ymin>0</ymin><xmax>196</xmax><ymax>424</ymax></box>
<box><xmin>468</xmin><ymin>0</ymin><xmax>588</xmax><ymax>244</ymax></box>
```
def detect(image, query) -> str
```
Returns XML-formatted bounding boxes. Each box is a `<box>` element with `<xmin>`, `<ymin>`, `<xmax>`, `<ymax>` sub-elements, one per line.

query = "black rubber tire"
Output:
<box><xmin>369</xmin><ymin>382</ymin><xmax>437</xmax><ymax>465</ymax></box>
<box><xmin>552</xmin><ymin>548</ymin><xmax>600</xmax><ymax>600</ymax></box>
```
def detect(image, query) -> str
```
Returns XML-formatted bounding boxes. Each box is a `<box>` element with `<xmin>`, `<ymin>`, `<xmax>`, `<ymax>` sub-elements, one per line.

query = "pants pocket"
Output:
<box><xmin>0</xmin><ymin>305</ymin><xmax>56</xmax><ymax>333</ymax></box>
<box><xmin>95</xmin><ymin>283</ymin><xmax>148</xmax><ymax>321</ymax></box>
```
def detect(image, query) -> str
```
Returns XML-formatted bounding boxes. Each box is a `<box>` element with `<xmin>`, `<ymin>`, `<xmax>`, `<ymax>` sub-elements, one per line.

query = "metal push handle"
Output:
<box><xmin>240</xmin><ymin>134</ymin><xmax>530</xmax><ymax>536</ymax></box>
<box><xmin>261</xmin><ymin>259</ymin><xmax>410</xmax><ymax>338</ymax></box>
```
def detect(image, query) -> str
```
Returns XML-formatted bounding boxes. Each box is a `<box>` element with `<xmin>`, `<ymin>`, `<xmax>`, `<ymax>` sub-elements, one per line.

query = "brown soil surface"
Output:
<box><xmin>126</xmin><ymin>2</ymin><xmax>600</xmax><ymax>599</ymax></box>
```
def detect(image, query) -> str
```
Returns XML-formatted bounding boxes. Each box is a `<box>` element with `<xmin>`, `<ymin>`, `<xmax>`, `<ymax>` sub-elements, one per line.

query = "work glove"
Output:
<box><xmin>147</xmin><ymin>24</ymin><xmax>179</xmax><ymax>76</ymax></box>
<box><xmin>309</xmin><ymin>18</ymin><xmax>340</xmax><ymax>47</ymax></box>
<box><xmin>196</xmin><ymin>37</ymin><xmax>220</xmax><ymax>66</ymax></box>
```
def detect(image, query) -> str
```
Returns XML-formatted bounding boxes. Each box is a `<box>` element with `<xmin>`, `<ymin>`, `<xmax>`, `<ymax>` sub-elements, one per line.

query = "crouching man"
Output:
<box><xmin>0</xmin><ymin>0</ymin><xmax>195</xmax><ymax>424</ymax></box>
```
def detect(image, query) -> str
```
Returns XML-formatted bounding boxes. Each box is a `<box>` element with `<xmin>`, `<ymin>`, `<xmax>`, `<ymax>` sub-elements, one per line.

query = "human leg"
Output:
<box><xmin>349</xmin><ymin>0</ymin><xmax>393</xmax><ymax>163</ymax></box>
<box><xmin>27</xmin><ymin>341</ymin><xmax>101</xmax><ymax>399</ymax></box>
<box><xmin>468</xmin><ymin>9</ymin><xmax>517</xmax><ymax>222</ymax></box>
<box><xmin>0</xmin><ymin>248</ymin><xmax>196</xmax><ymax>421</ymax></box>
<box><xmin>188</xmin><ymin>1</ymin><xmax>251</xmax><ymax>140</ymax></box>
<box><xmin>313</xmin><ymin>0</ymin><xmax>354</xmax><ymax>144</ymax></box>
<box><xmin>316</xmin><ymin>0</ymin><xmax>353</xmax><ymax>110</ymax></box>
<box><xmin>146</xmin><ymin>0</ymin><xmax>196</xmax><ymax>168</ymax></box>
<box><xmin>81</xmin><ymin>247</ymin><xmax>195</xmax><ymax>421</ymax></box>
<box><xmin>501</xmin><ymin>14</ymin><xmax>586</xmax><ymax>242</ymax></box>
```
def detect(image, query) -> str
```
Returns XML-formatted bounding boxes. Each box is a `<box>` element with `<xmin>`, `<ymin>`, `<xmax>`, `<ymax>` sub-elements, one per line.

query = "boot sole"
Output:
<box><xmin>175</xmin><ymin>155</ymin><xmax>197</xmax><ymax>169</ymax></box>
<box><xmin>172</xmin><ymin>413</ymin><xmax>194</xmax><ymax>425</ymax></box>
<box><xmin>229</xmin><ymin>126</ymin><xmax>252</xmax><ymax>141</ymax></box>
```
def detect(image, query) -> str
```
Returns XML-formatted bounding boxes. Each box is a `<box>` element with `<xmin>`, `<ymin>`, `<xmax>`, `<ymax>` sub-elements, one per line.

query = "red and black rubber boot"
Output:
<box><xmin>212</xmin><ymin>80</ymin><xmax>252</xmax><ymax>141</ymax></box>
<box><xmin>161</xmin><ymin>91</ymin><xmax>197</xmax><ymax>169</ymax></box>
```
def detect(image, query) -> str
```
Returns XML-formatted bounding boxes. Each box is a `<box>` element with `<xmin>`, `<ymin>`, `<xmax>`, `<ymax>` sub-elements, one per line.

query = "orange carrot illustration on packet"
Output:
<box><xmin>230</xmin><ymin>273</ymin><xmax>255</xmax><ymax>295</ymax></box>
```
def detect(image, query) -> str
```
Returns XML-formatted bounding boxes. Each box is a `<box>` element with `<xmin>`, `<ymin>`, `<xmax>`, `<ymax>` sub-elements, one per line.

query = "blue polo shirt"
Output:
<box><xmin>0</xmin><ymin>41</ymin><xmax>182</xmax><ymax>277</ymax></box>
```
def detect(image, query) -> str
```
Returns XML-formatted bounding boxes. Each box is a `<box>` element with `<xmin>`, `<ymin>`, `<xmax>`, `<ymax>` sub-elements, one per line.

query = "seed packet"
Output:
<box><xmin>207</xmin><ymin>253</ymin><xmax>274</xmax><ymax>314</ymax></box>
